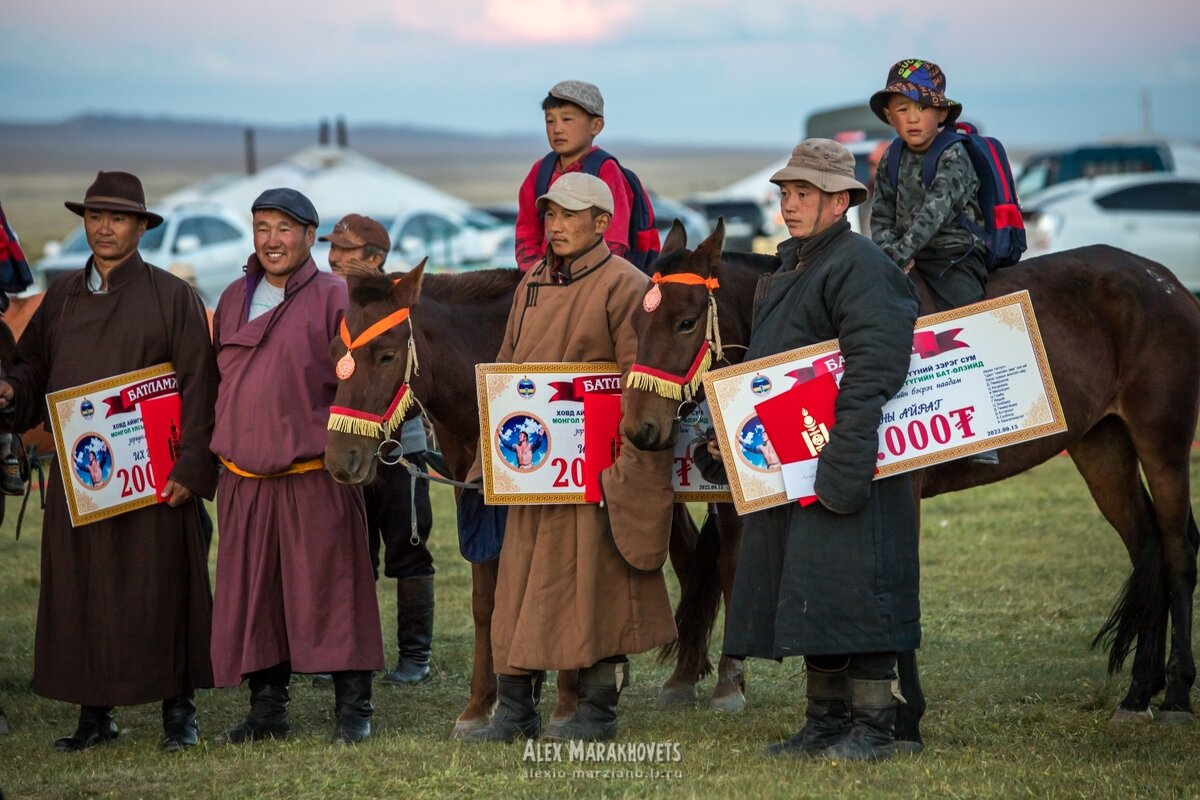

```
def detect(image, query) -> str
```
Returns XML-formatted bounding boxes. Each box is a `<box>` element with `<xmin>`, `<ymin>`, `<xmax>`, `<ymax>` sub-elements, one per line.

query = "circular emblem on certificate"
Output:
<box><xmin>750</xmin><ymin>373</ymin><xmax>772</xmax><ymax>396</ymax></box>
<box><xmin>735</xmin><ymin>414</ymin><xmax>781</xmax><ymax>473</ymax></box>
<box><xmin>517</xmin><ymin>377</ymin><xmax>536</xmax><ymax>398</ymax></box>
<box><xmin>72</xmin><ymin>433</ymin><xmax>115</xmax><ymax>490</ymax></box>
<box><xmin>496</xmin><ymin>413</ymin><xmax>549</xmax><ymax>472</ymax></box>
<box><xmin>80</xmin><ymin>399</ymin><xmax>95</xmax><ymax>419</ymax></box>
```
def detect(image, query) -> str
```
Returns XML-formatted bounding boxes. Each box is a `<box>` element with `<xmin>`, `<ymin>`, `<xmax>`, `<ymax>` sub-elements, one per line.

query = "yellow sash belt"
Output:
<box><xmin>219</xmin><ymin>456</ymin><xmax>325</xmax><ymax>479</ymax></box>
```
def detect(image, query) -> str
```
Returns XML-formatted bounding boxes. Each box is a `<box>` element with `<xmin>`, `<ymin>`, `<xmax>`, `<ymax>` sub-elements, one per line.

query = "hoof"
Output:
<box><xmin>1109</xmin><ymin>707</ymin><xmax>1154</xmax><ymax>724</ymax></box>
<box><xmin>1156</xmin><ymin>710</ymin><xmax>1194</xmax><ymax>726</ymax></box>
<box><xmin>451</xmin><ymin>718</ymin><xmax>488</xmax><ymax>739</ymax></box>
<box><xmin>657</xmin><ymin>683</ymin><xmax>698</xmax><ymax>707</ymax></box>
<box><xmin>709</xmin><ymin>687</ymin><xmax>746</xmax><ymax>712</ymax></box>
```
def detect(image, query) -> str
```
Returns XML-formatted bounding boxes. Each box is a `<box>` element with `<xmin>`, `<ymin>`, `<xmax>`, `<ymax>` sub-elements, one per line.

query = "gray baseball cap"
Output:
<box><xmin>536</xmin><ymin>172</ymin><xmax>614</xmax><ymax>214</ymax></box>
<box><xmin>251</xmin><ymin>187</ymin><xmax>319</xmax><ymax>227</ymax></box>
<box><xmin>548</xmin><ymin>80</ymin><xmax>604</xmax><ymax>117</ymax></box>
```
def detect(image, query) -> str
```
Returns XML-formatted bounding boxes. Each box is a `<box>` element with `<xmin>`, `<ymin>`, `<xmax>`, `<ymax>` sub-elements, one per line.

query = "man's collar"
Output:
<box><xmin>245</xmin><ymin>253</ymin><xmax>319</xmax><ymax>294</ymax></box>
<box><xmin>540</xmin><ymin>238</ymin><xmax>610</xmax><ymax>284</ymax></box>
<box><xmin>85</xmin><ymin>251</ymin><xmax>145</xmax><ymax>293</ymax></box>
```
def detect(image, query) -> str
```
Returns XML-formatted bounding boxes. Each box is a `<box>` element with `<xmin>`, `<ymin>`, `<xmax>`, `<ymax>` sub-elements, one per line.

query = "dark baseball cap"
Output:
<box><xmin>251</xmin><ymin>188</ymin><xmax>319</xmax><ymax>227</ymax></box>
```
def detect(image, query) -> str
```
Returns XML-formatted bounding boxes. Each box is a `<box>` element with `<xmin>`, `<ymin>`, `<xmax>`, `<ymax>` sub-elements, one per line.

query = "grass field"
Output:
<box><xmin>1</xmin><ymin>453</ymin><xmax>1199</xmax><ymax>799</ymax></box>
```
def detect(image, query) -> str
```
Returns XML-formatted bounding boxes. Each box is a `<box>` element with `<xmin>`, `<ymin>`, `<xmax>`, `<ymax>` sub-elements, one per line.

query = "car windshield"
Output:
<box><xmin>62</xmin><ymin>222</ymin><xmax>166</xmax><ymax>254</ymax></box>
<box><xmin>460</xmin><ymin>209</ymin><xmax>502</xmax><ymax>230</ymax></box>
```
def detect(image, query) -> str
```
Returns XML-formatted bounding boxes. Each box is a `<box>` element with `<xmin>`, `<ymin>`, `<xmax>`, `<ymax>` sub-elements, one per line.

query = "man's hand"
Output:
<box><xmin>705</xmin><ymin>433</ymin><xmax>723</xmax><ymax>463</ymax></box>
<box><xmin>0</xmin><ymin>380</ymin><xmax>14</xmax><ymax>411</ymax></box>
<box><xmin>160</xmin><ymin>479</ymin><xmax>194</xmax><ymax>507</ymax></box>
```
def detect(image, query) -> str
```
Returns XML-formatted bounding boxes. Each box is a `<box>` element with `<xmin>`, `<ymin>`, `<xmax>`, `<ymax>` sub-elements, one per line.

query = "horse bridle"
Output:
<box><xmin>327</xmin><ymin>300</ymin><xmax>420</xmax><ymax>448</ymax></box>
<box><xmin>626</xmin><ymin>271</ymin><xmax>726</xmax><ymax>420</ymax></box>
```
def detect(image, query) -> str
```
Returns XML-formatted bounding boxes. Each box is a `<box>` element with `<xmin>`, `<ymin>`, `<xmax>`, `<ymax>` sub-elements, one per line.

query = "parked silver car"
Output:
<box><xmin>38</xmin><ymin>202</ymin><xmax>253</xmax><ymax>307</ymax></box>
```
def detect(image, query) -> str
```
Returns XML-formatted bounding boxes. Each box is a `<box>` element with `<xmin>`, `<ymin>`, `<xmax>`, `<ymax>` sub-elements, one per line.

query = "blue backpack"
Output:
<box><xmin>885</xmin><ymin>122</ymin><xmax>1026</xmax><ymax>269</ymax></box>
<box><xmin>535</xmin><ymin>148</ymin><xmax>661</xmax><ymax>272</ymax></box>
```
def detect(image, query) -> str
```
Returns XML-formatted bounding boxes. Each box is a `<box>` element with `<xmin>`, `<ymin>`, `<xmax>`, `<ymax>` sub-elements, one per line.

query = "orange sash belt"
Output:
<box><xmin>219</xmin><ymin>456</ymin><xmax>325</xmax><ymax>479</ymax></box>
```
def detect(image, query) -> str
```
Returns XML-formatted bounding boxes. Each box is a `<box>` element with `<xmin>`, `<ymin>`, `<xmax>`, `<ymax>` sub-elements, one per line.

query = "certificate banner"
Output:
<box><xmin>703</xmin><ymin>291</ymin><xmax>1067</xmax><ymax>514</ymax></box>
<box><xmin>47</xmin><ymin>363</ymin><xmax>180</xmax><ymax>527</ymax></box>
<box><xmin>476</xmin><ymin>363</ymin><xmax>729</xmax><ymax>505</ymax></box>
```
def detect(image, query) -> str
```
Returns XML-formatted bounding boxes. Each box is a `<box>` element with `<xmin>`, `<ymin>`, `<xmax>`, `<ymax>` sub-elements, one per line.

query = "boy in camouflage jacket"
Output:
<box><xmin>868</xmin><ymin>59</ymin><xmax>987</xmax><ymax>311</ymax></box>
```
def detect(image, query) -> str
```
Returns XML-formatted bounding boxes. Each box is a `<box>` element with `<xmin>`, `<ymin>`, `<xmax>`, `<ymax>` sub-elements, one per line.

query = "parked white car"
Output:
<box><xmin>37</xmin><ymin>202</ymin><xmax>253</xmax><ymax>307</ymax></box>
<box><xmin>311</xmin><ymin>206</ymin><xmax>508</xmax><ymax>272</ymax></box>
<box><xmin>1022</xmin><ymin>174</ymin><xmax>1200</xmax><ymax>292</ymax></box>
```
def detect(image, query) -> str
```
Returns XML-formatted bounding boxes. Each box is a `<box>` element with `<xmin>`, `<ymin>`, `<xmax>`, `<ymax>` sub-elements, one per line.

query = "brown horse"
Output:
<box><xmin>322</xmin><ymin>262</ymin><xmax>747</xmax><ymax>735</ymax></box>
<box><xmin>624</xmin><ymin>220</ymin><xmax>1200</xmax><ymax>726</ymax></box>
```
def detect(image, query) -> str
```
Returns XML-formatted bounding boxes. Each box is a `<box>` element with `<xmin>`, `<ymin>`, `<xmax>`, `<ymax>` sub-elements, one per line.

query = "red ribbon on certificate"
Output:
<box><xmin>754</xmin><ymin>371</ymin><xmax>840</xmax><ymax>506</ymax></box>
<box><xmin>583</xmin><ymin>392</ymin><xmax>623</xmax><ymax>503</ymax></box>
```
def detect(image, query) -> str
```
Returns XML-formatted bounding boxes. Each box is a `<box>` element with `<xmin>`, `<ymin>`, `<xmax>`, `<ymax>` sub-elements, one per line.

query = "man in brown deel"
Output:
<box><xmin>463</xmin><ymin>172</ymin><xmax>677</xmax><ymax>743</ymax></box>
<box><xmin>0</xmin><ymin>171</ymin><xmax>218</xmax><ymax>751</ymax></box>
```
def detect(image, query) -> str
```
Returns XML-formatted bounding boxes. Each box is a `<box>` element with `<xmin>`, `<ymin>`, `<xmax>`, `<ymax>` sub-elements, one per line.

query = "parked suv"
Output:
<box><xmin>38</xmin><ymin>202</ymin><xmax>253</xmax><ymax>307</ymax></box>
<box><xmin>1016</xmin><ymin>141</ymin><xmax>1200</xmax><ymax>202</ymax></box>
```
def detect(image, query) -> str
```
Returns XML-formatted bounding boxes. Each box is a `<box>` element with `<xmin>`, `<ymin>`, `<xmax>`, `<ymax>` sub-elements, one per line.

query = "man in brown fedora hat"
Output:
<box><xmin>698</xmin><ymin>140</ymin><xmax>922</xmax><ymax>761</ymax></box>
<box><xmin>0</xmin><ymin>170</ymin><xmax>219</xmax><ymax>751</ymax></box>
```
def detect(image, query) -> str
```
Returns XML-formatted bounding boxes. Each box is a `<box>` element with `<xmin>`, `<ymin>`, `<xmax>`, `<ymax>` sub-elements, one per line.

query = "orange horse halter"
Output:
<box><xmin>627</xmin><ymin>272</ymin><xmax>723</xmax><ymax>402</ymax></box>
<box><xmin>327</xmin><ymin>301</ymin><xmax>419</xmax><ymax>439</ymax></box>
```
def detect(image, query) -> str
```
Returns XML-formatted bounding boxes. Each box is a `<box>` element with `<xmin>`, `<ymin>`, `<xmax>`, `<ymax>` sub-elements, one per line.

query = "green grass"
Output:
<box><xmin>1</xmin><ymin>454</ymin><xmax>1199</xmax><ymax>799</ymax></box>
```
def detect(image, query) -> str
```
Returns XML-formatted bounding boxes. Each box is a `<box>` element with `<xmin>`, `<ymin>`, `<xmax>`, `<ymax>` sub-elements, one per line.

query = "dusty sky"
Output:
<box><xmin>5</xmin><ymin>0</ymin><xmax>1198</xmax><ymax>148</ymax></box>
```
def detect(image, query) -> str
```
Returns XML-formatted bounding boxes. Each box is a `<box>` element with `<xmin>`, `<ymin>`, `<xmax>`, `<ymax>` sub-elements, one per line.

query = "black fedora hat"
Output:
<box><xmin>65</xmin><ymin>171</ymin><xmax>164</xmax><ymax>229</ymax></box>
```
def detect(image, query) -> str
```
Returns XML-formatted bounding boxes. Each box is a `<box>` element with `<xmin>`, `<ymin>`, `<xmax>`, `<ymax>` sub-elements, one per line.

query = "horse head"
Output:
<box><xmin>324</xmin><ymin>259</ymin><xmax>426</xmax><ymax>485</ymax></box>
<box><xmin>623</xmin><ymin>219</ymin><xmax>726</xmax><ymax>451</ymax></box>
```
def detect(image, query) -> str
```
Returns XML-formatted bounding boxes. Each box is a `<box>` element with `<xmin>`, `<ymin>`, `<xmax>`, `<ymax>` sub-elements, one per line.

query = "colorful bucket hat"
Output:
<box><xmin>869</xmin><ymin>59</ymin><xmax>962</xmax><ymax>126</ymax></box>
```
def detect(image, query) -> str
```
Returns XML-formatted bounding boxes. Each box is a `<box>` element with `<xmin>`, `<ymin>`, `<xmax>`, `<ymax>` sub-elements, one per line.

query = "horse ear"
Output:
<box><xmin>693</xmin><ymin>217</ymin><xmax>726</xmax><ymax>270</ymax></box>
<box><xmin>392</xmin><ymin>257</ymin><xmax>427</xmax><ymax>304</ymax></box>
<box><xmin>661</xmin><ymin>219</ymin><xmax>688</xmax><ymax>254</ymax></box>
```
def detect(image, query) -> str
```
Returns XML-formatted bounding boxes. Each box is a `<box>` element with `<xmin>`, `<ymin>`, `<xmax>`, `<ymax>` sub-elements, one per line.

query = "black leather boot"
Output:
<box><xmin>161</xmin><ymin>692</ymin><xmax>199</xmax><ymax>751</ymax></box>
<box><xmin>330</xmin><ymin>671</ymin><xmax>374</xmax><ymax>744</ymax></box>
<box><xmin>823</xmin><ymin>678</ymin><xmax>900</xmax><ymax>762</ymax></box>
<box><xmin>766</xmin><ymin>667</ymin><xmax>852</xmax><ymax>757</ymax></box>
<box><xmin>382</xmin><ymin>576</ymin><xmax>434</xmax><ymax>685</ymax></box>
<box><xmin>463</xmin><ymin>673</ymin><xmax>541</xmax><ymax>742</ymax></box>
<box><xmin>213</xmin><ymin>664</ymin><xmax>291</xmax><ymax>745</ymax></box>
<box><xmin>542</xmin><ymin>661</ymin><xmax>625</xmax><ymax>742</ymax></box>
<box><xmin>54</xmin><ymin>705</ymin><xmax>118</xmax><ymax>751</ymax></box>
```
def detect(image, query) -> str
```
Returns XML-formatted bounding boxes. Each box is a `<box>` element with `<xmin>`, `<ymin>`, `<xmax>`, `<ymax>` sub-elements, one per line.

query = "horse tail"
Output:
<box><xmin>1091</xmin><ymin>522</ymin><xmax>1169</xmax><ymax>674</ymax></box>
<box><xmin>658</xmin><ymin>510</ymin><xmax>722</xmax><ymax>680</ymax></box>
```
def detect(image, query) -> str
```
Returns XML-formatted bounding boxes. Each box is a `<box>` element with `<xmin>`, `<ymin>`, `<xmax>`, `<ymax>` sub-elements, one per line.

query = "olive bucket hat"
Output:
<box><xmin>869</xmin><ymin>59</ymin><xmax>962</xmax><ymax>127</ymax></box>
<box><xmin>769</xmin><ymin>139</ymin><xmax>868</xmax><ymax>207</ymax></box>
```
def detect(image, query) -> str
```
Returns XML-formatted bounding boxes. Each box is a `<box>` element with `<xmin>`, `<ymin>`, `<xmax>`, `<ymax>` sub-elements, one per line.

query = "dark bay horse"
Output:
<box><xmin>322</xmin><ymin>262</ymin><xmax>744</xmax><ymax>735</ymax></box>
<box><xmin>624</xmin><ymin>220</ymin><xmax>1200</xmax><ymax>725</ymax></box>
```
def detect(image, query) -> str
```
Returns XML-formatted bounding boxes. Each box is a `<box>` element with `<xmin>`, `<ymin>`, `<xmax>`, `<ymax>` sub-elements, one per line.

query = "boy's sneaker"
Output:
<box><xmin>969</xmin><ymin>449</ymin><xmax>999</xmax><ymax>466</ymax></box>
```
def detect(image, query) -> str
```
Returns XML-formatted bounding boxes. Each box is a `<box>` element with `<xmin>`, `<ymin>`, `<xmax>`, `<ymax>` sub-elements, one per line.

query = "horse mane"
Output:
<box><xmin>421</xmin><ymin>268</ymin><xmax>523</xmax><ymax>305</ymax></box>
<box><xmin>346</xmin><ymin>266</ymin><xmax>523</xmax><ymax>308</ymax></box>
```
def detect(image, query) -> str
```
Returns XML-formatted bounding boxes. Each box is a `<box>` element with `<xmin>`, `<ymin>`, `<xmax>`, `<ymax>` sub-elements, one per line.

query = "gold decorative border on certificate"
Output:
<box><xmin>703</xmin><ymin>292</ymin><xmax>1068</xmax><ymax>513</ymax></box>
<box><xmin>46</xmin><ymin>362</ymin><xmax>175</xmax><ymax>527</ymax></box>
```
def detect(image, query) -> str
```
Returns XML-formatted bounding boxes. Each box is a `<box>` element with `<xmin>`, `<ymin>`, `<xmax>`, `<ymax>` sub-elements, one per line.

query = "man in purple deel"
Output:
<box><xmin>208</xmin><ymin>188</ymin><xmax>384</xmax><ymax>745</ymax></box>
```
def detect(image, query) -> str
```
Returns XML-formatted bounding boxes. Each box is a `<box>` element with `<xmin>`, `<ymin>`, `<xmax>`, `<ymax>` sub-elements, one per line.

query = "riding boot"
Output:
<box><xmin>462</xmin><ymin>674</ymin><xmax>541</xmax><ymax>743</ymax></box>
<box><xmin>54</xmin><ymin>705</ymin><xmax>118</xmax><ymax>751</ymax></box>
<box><xmin>381</xmin><ymin>575</ymin><xmax>434</xmax><ymax>685</ymax></box>
<box><xmin>213</xmin><ymin>663</ymin><xmax>291</xmax><ymax>745</ymax></box>
<box><xmin>542</xmin><ymin>660</ymin><xmax>625</xmax><ymax>742</ymax></box>
<box><xmin>330</xmin><ymin>671</ymin><xmax>374</xmax><ymax>744</ymax></box>
<box><xmin>823</xmin><ymin>678</ymin><xmax>900</xmax><ymax>762</ymax></box>
<box><xmin>765</xmin><ymin>667</ymin><xmax>852</xmax><ymax>758</ymax></box>
<box><xmin>161</xmin><ymin>691</ymin><xmax>199</xmax><ymax>751</ymax></box>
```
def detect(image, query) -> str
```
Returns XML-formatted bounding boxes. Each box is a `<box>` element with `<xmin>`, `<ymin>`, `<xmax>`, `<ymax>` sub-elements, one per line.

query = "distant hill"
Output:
<box><xmin>0</xmin><ymin>114</ymin><xmax>781</xmax><ymax>249</ymax></box>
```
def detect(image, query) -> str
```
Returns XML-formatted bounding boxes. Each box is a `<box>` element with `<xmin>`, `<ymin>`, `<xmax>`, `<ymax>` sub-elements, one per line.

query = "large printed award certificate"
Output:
<box><xmin>47</xmin><ymin>363</ymin><xmax>183</xmax><ymax>527</ymax></box>
<box><xmin>476</xmin><ymin>362</ymin><xmax>728</xmax><ymax>505</ymax></box>
<box><xmin>703</xmin><ymin>291</ymin><xmax>1067</xmax><ymax>514</ymax></box>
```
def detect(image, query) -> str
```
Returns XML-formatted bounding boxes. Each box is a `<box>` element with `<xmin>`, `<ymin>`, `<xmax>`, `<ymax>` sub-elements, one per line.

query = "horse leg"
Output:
<box><xmin>1070</xmin><ymin>418</ymin><xmax>1168</xmax><ymax>719</ymax></box>
<box><xmin>894</xmin><ymin>478</ymin><xmax>926</xmax><ymax>746</ymax></box>
<box><xmin>451</xmin><ymin>559</ymin><xmax>499</xmax><ymax>738</ymax></box>
<box><xmin>1127</xmin><ymin>412</ymin><xmax>1198</xmax><ymax>723</ymax></box>
<box><xmin>657</xmin><ymin>504</ymin><xmax>706</xmax><ymax>706</ymax></box>
<box><xmin>710</xmin><ymin>503</ymin><xmax>747</xmax><ymax>711</ymax></box>
<box><xmin>551</xmin><ymin>670</ymin><xmax>579</xmax><ymax>723</ymax></box>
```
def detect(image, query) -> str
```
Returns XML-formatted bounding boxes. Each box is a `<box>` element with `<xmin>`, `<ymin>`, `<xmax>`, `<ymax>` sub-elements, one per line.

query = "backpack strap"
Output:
<box><xmin>919</xmin><ymin>129</ymin><xmax>966</xmax><ymax>189</ymax></box>
<box><xmin>582</xmin><ymin>147</ymin><xmax>613</xmax><ymax>175</ymax></box>
<box><xmin>534</xmin><ymin>152</ymin><xmax>560</xmax><ymax>199</ymax></box>
<box><xmin>885</xmin><ymin>138</ymin><xmax>905</xmax><ymax>189</ymax></box>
